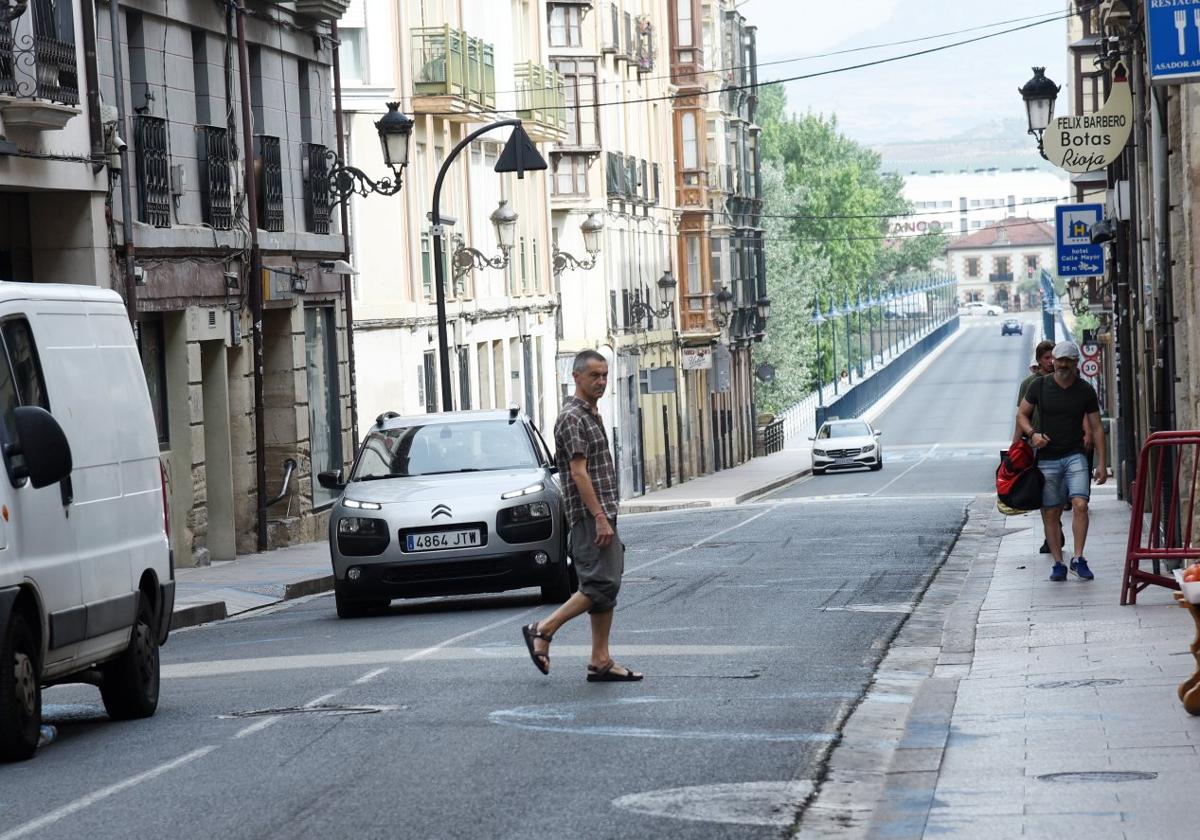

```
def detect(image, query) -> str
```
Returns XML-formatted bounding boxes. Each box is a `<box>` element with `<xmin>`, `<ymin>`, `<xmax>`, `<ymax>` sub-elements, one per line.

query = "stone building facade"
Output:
<box><xmin>0</xmin><ymin>1</ymin><xmax>357</xmax><ymax>564</ymax></box>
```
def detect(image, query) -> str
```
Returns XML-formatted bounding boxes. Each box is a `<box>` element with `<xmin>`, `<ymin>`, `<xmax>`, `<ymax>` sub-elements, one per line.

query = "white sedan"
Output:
<box><xmin>964</xmin><ymin>302</ymin><xmax>1004</xmax><ymax>316</ymax></box>
<box><xmin>809</xmin><ymin>419</ymin><xmax>883</xmax><ymax>475</ymax></box>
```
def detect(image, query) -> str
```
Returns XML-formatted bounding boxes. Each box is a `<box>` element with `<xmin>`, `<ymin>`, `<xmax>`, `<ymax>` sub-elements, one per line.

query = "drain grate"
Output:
<box><xmin>1036</xmin><ymin>771</ymin><xmax>1158</xmax><ymax>784</ymax></box>
<box><xmin>1031</xmin><ymin>679</ymin><xmax>1124</xmax><ymax>690</ymax></box>
<box><xmin>219</xmin><ymin>704</ymin><xmax>395</xmax><ymax>719</ymax></box>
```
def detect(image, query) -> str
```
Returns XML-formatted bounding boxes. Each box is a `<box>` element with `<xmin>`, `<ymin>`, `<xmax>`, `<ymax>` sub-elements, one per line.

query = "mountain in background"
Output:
<box><xmin>873</xmin><ymin>118</ymin><xmax>1056</xmax><ymax>176</ymax></box>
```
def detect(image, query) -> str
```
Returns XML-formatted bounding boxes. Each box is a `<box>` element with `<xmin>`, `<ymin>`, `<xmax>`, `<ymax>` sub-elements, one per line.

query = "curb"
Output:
<box><xmin>619</xmin><ymin>465</ymin><xmax>813</xmax><ymax>514</ymax></box>
<box><xmin>169</xmin><ymin>573</ymin><xmax>335</xmax><ymax>631</ymax></box>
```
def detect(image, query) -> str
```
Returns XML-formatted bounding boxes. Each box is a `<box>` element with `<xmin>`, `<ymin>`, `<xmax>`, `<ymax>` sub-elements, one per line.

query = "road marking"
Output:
<box><xmin>354</xmin><ymin>667</ymin><xmax>390</xmax><ymax>684</ymax></box>
<box><xmin>304</xmin><ymin>690</ymin><xmax>344</xmax><ymax>707</ymax></box>
<box><xmin>613</xmin><ymin>781</ymin><xmax>814</xmax><ymax>827</ymax></box>
<box><xmin>870</xmin><ymin>444</ymin><xmax>940</xmax><ymax>497</ymax></box>
<box><xmin>490</xmin><ymin>696</ymin><xmax>845</xmax><ymax>743</ymax></box>
<box><xmin>234</xmin><ymin>716</ymin><xmax>280</xmax><ymax>739</ymax></box>
<box><xmin>162</xmin><ymin>645</ymin><xmax>779</xmax><ymax>679</ymax></box>
<box><xmin>0</xmin><ymin>746</ymin><xmax>217</xmax><ymax>840</ymax></box>
<box><xmin>824</xmin><ymin>603</ymin><xmax>916</xmax><ymax>614</ymax></box>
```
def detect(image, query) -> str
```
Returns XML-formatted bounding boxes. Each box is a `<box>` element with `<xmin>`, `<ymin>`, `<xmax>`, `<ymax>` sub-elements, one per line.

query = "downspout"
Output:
<box><xmin>106</xmin><ymin>0</ymin><xmax>137</xmax><ymax>322</ymax></box>
<box><xmin>235</xmin><ymin>3</ymin><xmax>269</xmax><ymax>551</ymax></box>
<box><xmin>80</xmin><ymin>2</ymin><xmax>103</xmax><ymax>167</ymax></box>
<box><xmin>331</xmin><ymin>22</ymin><xmax>359</xmax><ymax>456</ymax></box>
<box><xmin>1150</xmin><ymin>86</ymin><xmax>1175</xmax><ymax>434</ymax></box>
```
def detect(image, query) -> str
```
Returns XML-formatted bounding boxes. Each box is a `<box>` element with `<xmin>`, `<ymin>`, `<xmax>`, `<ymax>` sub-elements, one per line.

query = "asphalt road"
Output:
<box><xmin>768</xmin><ymin>316</ymin><xmax>1037</xmax><ymax>500</ymax></box>
<box><xmin>0</xmin><ymin>318</ymin><xmax>1032</xmax><ymax>840</ymax></box>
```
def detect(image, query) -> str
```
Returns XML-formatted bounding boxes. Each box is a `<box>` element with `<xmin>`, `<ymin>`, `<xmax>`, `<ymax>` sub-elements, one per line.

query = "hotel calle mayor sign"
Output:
<box><xmin>1042</xmin><ymin>63</ymin><xmax>1133</xmax><ymax>173</ymax></box>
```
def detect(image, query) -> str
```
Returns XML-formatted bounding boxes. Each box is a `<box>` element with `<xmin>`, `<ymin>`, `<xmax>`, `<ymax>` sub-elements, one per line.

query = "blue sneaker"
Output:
<box><xmin>1070</xmin><ymin>557</ymin><xmax>1094</xmax><ymax>580</ymax></box>
<box><xmin>1050</xmin><ymin>563</ymin><xmax>1068</xmax><ymax>582</ymax></box>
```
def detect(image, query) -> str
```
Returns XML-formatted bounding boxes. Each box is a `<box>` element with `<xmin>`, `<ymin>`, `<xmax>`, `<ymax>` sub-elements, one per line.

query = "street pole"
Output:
<box><xmin>830</xmin><ymin>310</ymin><xmax>839</xmax><ymax>396</ymax></box>
<box><xmin>843</xmin><ymin>296</ymin><xmax>853</xmax><ymax>385</ymax></box>
<box><xmin>430</xmin><ymin>119</ymin><xmax>523</xmax><ymax>410</ymax></box>
<box><xmin>814</xmin><ymin>311</ymin><xmax>824</xmax><ymax>407</ymax></box>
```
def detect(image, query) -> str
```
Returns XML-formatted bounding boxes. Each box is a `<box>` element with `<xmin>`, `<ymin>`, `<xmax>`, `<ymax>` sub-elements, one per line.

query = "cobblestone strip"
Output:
<box><xmin>792</xmin><ymin>495</ymin><xmax>1003</xmax><ymax>839</ymax></box>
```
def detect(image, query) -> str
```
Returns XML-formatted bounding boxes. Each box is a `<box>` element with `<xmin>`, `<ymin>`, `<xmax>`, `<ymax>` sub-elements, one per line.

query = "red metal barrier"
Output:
<box><xmin>1121</xmin><ymin>431</ymin><xmax>1200</xmax><ymax>605</ymax></box>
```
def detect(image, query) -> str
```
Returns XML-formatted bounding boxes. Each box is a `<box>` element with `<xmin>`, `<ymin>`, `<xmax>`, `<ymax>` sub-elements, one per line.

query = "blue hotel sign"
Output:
<box><xmin>1147</xmin><ymin>0</ymin><xmax>1200</xmax><ymax>83</ymax></box>
<box><xmin>1056</xmin><ymin>204</ymin><xmax>1105</xmax><ymax>278</ymax></box>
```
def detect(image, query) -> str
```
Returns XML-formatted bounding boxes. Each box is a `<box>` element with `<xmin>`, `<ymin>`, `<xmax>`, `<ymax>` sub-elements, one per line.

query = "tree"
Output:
<box><xmin>755</xmin><ymin>85</ymin><xmax>944</xmax><ymax>413</ymax></box>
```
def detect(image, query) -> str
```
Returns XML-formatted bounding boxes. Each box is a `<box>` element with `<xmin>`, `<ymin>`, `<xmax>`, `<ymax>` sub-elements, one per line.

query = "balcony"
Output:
<box><xmin>514</xmin><ymin>61</ymin><xmax>566</xmax><ymax>143</ymax></box>
<box><xmin>0</xmin><ymin>1</ymin><xmax>80</xmax><ymax>131</ymax></box>
<box><xmin>292</xmin><ymin>0</ymin><xmax>351</xmax><ymax>21</ymax></box>
<box><xmin>989</xmin><ymin>272</ymin><xmax>1014</xmax><ymax>283</ymax></box>
<box><xmin>411</xmin><ymin>26</ymin><xmax>495</xmax><ymax>120</ymax></box>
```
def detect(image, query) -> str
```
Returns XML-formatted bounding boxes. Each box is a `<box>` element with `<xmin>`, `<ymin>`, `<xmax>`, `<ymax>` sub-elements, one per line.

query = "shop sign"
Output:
<box><xmin>681</xmin><ymin>347</ymin><xmax>712</xmax><ymax>370</ymax></box>
<box><xmin>1042</xmin><ymin>64</ymin><xmax>1132</xmax><ymax>173</ymax></box>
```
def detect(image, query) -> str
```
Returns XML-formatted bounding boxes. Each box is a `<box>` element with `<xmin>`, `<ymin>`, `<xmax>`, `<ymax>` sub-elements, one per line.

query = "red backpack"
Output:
<box><xmin>996</xmin><ymin>439</ymin><xmax>1044</xmax><ymax>515</ymax></box>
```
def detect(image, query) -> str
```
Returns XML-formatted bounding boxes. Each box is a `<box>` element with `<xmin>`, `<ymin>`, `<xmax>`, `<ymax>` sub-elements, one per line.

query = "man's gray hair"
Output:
<box><xmin>573</xmin><ymin>349</ymin><xmax>607</xmax><ymax>374</ymax></box>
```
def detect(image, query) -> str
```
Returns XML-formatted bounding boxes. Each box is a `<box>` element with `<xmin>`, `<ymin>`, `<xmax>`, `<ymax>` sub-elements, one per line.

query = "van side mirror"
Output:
<box><xmin>317</xmin><ymin>469</ymin><xmax>345</xmax><ymax>491</ymax></box>
<box><xmin>874</xmin><ymin>430</ymin><xmax>883</xmax><ymax>437</ymax></box>
<box><xmin>10</xmin><ymin>406</ymin><xmax>72</xmax><ymax>488</ymax></box>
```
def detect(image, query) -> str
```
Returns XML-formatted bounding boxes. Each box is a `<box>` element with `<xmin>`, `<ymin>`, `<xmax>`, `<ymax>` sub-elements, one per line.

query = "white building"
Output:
<box><xmin>945</xmin><ymin>217</ymin><xmax>1056</xmax><ymax>309</ymax></box>
<box><xmin>342</xmin><ymin>0</ymin><xmax>560</xmax><ymax>438</ymax></box>
<box><xmin>893</xmin><ymin>169</ymin><xmax>1069</xmax><ymax>237</ymax></box>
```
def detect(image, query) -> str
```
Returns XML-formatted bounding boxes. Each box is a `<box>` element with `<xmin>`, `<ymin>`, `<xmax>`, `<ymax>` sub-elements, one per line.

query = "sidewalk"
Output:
<box><xmin>799</xmin><ymin>490</ymin><xmax>1200</xmax><ymax>839</ymax></box>
<box><xmin>618</xmin><ymin>447</ymin><xmax>811</xmax><ymax>513</ymax></box>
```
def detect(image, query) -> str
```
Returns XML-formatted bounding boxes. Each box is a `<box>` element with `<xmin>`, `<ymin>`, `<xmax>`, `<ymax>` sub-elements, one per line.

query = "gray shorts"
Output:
<box><xmin>568</xmin><ymin>517</ymin><xmax>625</xmax><ymax>613</ymax></box>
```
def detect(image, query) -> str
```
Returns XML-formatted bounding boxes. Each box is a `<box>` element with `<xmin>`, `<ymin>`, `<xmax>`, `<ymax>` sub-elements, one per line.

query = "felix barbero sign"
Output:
<box><xmin>1042</xmin><ymin>63</ymin><xmax>1133</xmax><ymax>173</ymax></box>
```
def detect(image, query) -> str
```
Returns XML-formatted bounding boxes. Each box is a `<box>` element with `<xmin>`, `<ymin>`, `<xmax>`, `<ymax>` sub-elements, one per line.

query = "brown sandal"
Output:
<box><xmin>521</xmin><ymin>623</ymin><xmax>553</xmax><ymax>675</ymax></box>
<box><xmin>586</xmin><ymin>660</ymin><xmax>643</xmax><ymax>682</ymax></box>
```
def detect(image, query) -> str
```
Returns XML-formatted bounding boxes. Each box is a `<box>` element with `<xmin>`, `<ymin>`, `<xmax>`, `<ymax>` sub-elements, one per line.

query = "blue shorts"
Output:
<box><xmin>1039</xmin><ymin>452</ymin><xmax>1091</xmax><ymax>509</ymax></box>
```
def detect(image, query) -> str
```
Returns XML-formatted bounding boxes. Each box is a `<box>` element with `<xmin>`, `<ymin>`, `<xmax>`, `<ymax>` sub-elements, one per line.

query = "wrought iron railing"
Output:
<box><xmin>256</xmin><ymin>135</ymin><xmax>285</xmax><ymax>232</ymax></box>
<box><xmin>197</xmin><ymin>126</ymin><xmax>233</xmax><ymax>231</ymax></box>
<box><xmin>304</xmin><ymin>143</ymin><xmax>331</xmax><ymax>235</ymax></box>
<box><xmin>134</xmin><ymin>115</ymin><xmax>171</xmax><ymax>228</ymax></box>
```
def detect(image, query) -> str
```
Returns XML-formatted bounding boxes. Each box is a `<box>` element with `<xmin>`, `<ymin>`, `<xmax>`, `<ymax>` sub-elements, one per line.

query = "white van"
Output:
<box><xmin>0</xmin><ymin>284</ymin><xmax>173</xmax><ymax>761</ymax></box>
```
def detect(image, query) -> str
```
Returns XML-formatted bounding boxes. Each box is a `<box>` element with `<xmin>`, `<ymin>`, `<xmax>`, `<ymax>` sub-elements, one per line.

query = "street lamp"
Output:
<box><xmin>713</xmin><ymin>285</ymin><xmax>735</xmax><ymax>329</ymax></box>
<box><xmin>827</xmin><ymin>300</ymin><xmax>841</xmax><ymax>395</ymax></box>
<box><xmin>811</xmin><ymin>301</ymin><xmax>825</xmax><ymax>407</ymax></box>
<box><xmin>1066</xmin><ymin>277</ymin><xmax>1089</xmax><ymax>314</ymax></box>
<box><xmin>430</xmin><ymin>121</ymin><xmax>547</xmax><ymax>410</ymax></box>
<box><xmin>1018</xmin><ymin>67</ymin><xmax>1060</xmax><ymax>159</ymax></box>
<box><xmin>756</xmin><ymin>296</ymin><xmax>771</xmax><ymax>321</ymax></box>
<box><xmin>451</xmin><ymin>200</ymin><xmax>519</xmax><ymax>284</ymax></box>
<box><xmin>552</xmin><ymin>212</ymin><xmax>605</xmax><ymax>279</ymax></box>
<box><xmin>327</xmin><ymin>102</ymin><xmax>414</xmax><ymax>205</ymax></box>
<box><xmin>842</xmin><ymin>293</ymin><xmax>854</xmax><ymax>385</ymax></box>
<box><xmin>630</xmin><ymin>270</ymin><xmax>678</xmax><ymax>323</ymax></box>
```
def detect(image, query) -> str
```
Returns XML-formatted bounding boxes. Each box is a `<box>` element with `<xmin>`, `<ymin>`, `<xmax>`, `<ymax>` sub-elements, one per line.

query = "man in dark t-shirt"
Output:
<box><xmin>1017</xmin><ymin>341</ymin><xmax>1106</xmax><ymax>582</ymax></box>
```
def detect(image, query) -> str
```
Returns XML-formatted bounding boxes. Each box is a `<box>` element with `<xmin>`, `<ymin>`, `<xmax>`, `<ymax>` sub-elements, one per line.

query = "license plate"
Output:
<box><xmin>406</xmin><ymin>529</ymin><xmax>482</xmax><ymax>552</ymax></box>
<box><xmin>834</xmin><ymin>457</ymin><xmax>857</xmax><ymax>466</ymax></box>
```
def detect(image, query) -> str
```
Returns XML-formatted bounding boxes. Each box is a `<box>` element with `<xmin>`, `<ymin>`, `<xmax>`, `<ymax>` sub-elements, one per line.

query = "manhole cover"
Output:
<box><xmin>1032</xmin><ymin>679</ymin><xmax>1124</xmax><ymax>689</ymax></box>
<box><xmin>1036</xmin><ymin>771</ymin><xmax>1158</xmax><ymax>784</ymax></box>
<box><xmin>219</xmin><ymin>704</ymin><xmax>395</xmax><ymax>719</ymax></box>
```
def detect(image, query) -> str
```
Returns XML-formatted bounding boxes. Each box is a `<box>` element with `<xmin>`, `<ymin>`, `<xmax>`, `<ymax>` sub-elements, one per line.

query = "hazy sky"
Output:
<box><xmin>742</xmin><ymin>0</ymin><xmax>1071</xmax><ymax>144</ymax></box>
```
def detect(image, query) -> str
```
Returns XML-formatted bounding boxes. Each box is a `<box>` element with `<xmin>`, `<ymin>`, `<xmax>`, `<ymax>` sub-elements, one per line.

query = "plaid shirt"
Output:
<box><xmin>554</xmin><ymin>395</ymin><xmax>619</xmax><ymax>525</ymax></box>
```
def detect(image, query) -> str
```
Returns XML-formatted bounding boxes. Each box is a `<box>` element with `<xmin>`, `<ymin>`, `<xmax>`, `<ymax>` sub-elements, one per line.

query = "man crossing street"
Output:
<box><xmin>520</xmin><ymin>349</ymin><xmax>643</xmax><ymax>682</ymax></box>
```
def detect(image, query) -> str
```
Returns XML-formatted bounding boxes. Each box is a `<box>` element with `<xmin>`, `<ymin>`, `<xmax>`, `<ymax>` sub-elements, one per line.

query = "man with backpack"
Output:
<box><xmin>1016</xmin><ymin>341</ymin><xmax>1106</xmax><ymax>581</ymax></box>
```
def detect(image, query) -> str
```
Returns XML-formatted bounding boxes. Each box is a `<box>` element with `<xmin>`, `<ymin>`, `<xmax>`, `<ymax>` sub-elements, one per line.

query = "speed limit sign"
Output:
<box><xmin>1081</xmin><ymin>358</ymin><xmax>1100</xmax><ymax>377</ymax></box>
<box><xmin>1081</xmin><ymin>342</ymin><xmax>1099</xmax><ymax>359</ymax></box>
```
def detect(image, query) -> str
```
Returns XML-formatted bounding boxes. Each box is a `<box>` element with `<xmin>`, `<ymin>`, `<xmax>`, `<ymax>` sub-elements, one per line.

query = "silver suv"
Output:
<box><xmin>318</xmin><ymin>409</ymin><xmax>574</xmax><ymax>618</ymax></box>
